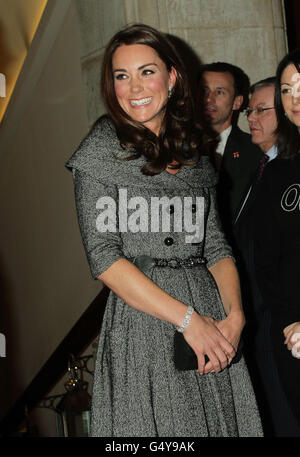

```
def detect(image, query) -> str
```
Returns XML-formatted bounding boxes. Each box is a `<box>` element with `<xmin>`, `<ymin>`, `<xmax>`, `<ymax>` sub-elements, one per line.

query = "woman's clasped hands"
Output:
<box><xmin>183</xmin><ymin>310</ymin><xmax>243</xmax><ymax>375</ymax></box>
<box><xmin>283</xmin><ymin>322</ymin><xmax>300</xmax><ymax>359</ymax></box>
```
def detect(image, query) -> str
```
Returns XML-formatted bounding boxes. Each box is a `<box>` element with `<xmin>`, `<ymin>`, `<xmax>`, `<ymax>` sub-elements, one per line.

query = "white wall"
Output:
<box><xmin>75</xmin><ymin>0</ymin><xmax>287</xmax><ymax>128</ymax></box>
<box><xmin>0</xmin><ymin>2</ymin><xmax>101</xmax><ymax>421</ymax></box>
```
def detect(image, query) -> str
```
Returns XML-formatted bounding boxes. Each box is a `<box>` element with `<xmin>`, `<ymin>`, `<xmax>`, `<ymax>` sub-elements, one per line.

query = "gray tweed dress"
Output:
<box><xmin>66</xmin><ymin>117</ymin><xmax>263</xmax><ymax>437</ymax></box>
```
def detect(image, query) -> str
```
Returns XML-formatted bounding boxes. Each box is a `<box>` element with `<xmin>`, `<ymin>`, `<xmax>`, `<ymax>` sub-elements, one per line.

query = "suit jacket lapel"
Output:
<box><xmin>221</xmin><ymin>128</ymin><xmax>242</xmax><ymax>177</ymax></box>
<box><xmin>235</xmin><ymin>167</ymin><xmax>265</xmax><ymax>225</ymax></box>
<box><xmin>226</xmin><ymin>128</ymin><xmax>242</xmax><ymax>158</ymax></box>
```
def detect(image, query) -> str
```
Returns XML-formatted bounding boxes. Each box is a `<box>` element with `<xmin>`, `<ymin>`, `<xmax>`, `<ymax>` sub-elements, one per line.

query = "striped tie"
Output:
<box><xmin>256</xmin><ymin>153</ymin><xmax>269</xmax><ymax>182</ymax></box>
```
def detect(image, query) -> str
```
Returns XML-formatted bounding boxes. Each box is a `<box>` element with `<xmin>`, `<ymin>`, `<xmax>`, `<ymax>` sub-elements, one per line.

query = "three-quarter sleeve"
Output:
<box><xmin>203</xmin><ymin>186</ymin><xmax>234</xmax><ymax>267</ymax></box>
<box><xmin>72</xmin><ymin>169</ymin><xmax>125</xmax><ymax>279</ymax></box>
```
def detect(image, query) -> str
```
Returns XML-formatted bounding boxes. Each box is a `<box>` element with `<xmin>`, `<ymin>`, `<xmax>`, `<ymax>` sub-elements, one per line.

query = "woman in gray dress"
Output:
<box><xmin>66</xmin><ymin>24</ymin><xmax>262</xmax><ymax>437</ymax></box>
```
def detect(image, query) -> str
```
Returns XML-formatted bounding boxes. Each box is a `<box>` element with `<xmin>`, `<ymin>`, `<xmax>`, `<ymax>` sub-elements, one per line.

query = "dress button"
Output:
<box><xmin>164</xmin><ymin>237</ymin><xmax>174</xmax><ymax>246</ymax></box>
<box><xmin>169</xmin><ymin>204</ymin><xmax>175</xmax><ymax>214</ymax></box>
<box><xmin>192</xmin><ymin>204</ymin><xmax>197</xmax><ymax>213</ymax></box>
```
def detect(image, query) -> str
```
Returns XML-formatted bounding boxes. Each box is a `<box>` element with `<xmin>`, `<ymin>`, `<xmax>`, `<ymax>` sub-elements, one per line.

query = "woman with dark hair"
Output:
<box><xmin>254</xmin><ymin>49</ymin><xmax>300</xmax><ymax>435</ymax></box>
<box><xmin>66</xmin><ymin>24</ymin><xmax>262</xmax><ymax>437</ymax></box>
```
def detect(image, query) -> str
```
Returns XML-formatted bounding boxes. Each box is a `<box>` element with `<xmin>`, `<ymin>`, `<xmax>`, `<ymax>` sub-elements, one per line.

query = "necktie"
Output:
<box><xmin>256</xmin><ymin>153</ymin><xmax>269</xmax><ymax>183</ymax></box>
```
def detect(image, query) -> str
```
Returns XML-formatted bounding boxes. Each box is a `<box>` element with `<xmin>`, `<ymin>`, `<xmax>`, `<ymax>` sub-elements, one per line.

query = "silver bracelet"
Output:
<box><xmin>177</xmin><ymin>305</ymin><xmax>194</xmax><ymax>333</ymax></box>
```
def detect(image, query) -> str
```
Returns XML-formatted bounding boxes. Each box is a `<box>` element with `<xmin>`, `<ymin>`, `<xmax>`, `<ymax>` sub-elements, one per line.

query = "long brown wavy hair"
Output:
<box><xmin>275</xmin><ymin>49</ymin><xmax>300</xmax><ymax>160</ymax></box>
<box><xmin>101</xmin><ymin>24</ymin><xmax>204</xmax><ymax>175</ymax></box>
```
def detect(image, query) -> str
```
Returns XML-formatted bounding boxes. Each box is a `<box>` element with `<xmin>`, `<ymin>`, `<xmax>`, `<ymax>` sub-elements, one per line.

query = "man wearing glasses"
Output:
<box><xmin>245</xmin><ymin>77</ymin><xmax>278</xmax><ymax>172</ymax></box>
<box><xmin>197</xmin><ymin>62</ymin><xmax>262</xmax><ymax>242</ymax></box>
<box><xmin>234</xmin><ymin>77</ymin><xmax>292</xmax><ymax>436</ymax></box>
<box><xmin>235</xmin><ymin>77</ymin><xmax>278</xmax><ymax>222</ymax></box>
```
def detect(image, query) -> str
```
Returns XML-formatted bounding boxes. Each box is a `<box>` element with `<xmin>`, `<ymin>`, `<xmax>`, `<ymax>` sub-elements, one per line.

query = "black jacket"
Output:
<box><xmin>253</xmin><ymin>154</ymin><xmax>300</xmax><ymax>427</ymax></box>
<box><xmin>216</xmin><ymin>126</ymin><xmax>262</xmax><ymax>241</ymax></box>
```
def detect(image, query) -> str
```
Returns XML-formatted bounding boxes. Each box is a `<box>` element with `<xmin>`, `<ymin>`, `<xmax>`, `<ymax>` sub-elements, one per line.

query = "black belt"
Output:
<box><xmin>131</xmin><ymin>255</ymin><xmax>206</xmax><ymax>270</ymax></box>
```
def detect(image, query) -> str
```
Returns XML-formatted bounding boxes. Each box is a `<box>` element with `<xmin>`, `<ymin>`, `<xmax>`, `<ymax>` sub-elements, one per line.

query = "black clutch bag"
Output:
<box><xmin>174</xmin><ymin>331</ymin><xmax>243</xmax><ymax>371</ymax></box>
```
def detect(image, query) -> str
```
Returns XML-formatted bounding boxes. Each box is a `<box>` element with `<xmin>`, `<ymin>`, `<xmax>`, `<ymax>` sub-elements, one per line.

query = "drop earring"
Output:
<box><xmin>168</xmin><ymin>86</ymin><xmax>172</xmax><ymax>98</ymax></box>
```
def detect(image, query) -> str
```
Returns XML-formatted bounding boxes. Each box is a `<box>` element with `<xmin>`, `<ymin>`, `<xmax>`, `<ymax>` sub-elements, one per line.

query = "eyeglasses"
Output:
<box><xmin>243</xmin><ymin>107</ymin><xmax>275</xmax><ymax>117</ymax></box>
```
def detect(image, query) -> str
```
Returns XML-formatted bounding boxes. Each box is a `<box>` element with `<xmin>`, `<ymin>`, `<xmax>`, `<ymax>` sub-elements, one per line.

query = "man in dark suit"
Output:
<box><xmin>234</xmin><ymin>77</ymin><xmax>278</xmax><ymax>337</ymax></box>
<box><xmin>197</xmin><ymin>62</ymin><xmax>262</xmax><ymax>242</ymax></box>
<box><xmin>234</xmin><ymin>78</ymin><xmax>299</xmax><ymax>436</ymax></box>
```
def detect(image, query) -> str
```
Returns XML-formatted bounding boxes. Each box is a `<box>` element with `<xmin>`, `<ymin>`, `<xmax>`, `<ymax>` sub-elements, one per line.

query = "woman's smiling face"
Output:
<box><xmin>281</xmin><ymin>63</ymin><xmax>300</xmax><ymax>131</ymax></box>
<box><xmin>112</xmin><ymin>44</ymin><xmax>177</xmax><ymax>135</ymax></box>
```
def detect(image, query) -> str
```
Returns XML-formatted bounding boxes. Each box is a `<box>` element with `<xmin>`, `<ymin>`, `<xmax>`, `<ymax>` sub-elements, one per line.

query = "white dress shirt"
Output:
<box><xmin>216</xmin><ymin>125</ymin><xmax>232</xmax><ymax>156</ymax></box>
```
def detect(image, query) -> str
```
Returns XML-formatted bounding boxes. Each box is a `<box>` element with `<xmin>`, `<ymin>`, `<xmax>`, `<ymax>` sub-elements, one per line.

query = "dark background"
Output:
<box><xmin>284</xmin><ymin>0</ymin><xmax>300</xmax><ymax>51</ymax></box>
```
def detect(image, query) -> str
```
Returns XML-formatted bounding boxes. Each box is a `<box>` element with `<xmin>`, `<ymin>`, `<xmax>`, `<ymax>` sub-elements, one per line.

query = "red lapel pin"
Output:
<box><xmin>233</xmin><ymin>152</ymin><xmax>240</xmax><ymax>158</ymax></box>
